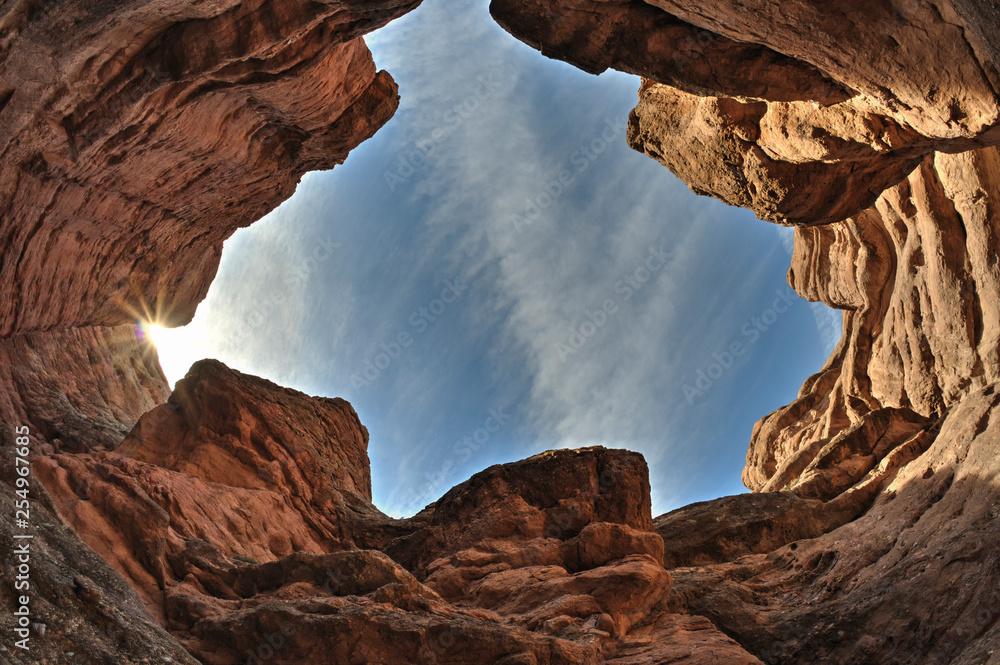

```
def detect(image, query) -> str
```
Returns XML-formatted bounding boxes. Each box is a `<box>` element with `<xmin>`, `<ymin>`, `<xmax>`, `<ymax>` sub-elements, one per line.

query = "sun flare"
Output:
<box><xmin>137</xmin><ymin>320</ymin><xmax>196</xmax><ymax>387</ymax></box>
<box><xmin>139</xmin><ymin>321</ymin><xmax>167</xmax><ymax>345</ymax></box>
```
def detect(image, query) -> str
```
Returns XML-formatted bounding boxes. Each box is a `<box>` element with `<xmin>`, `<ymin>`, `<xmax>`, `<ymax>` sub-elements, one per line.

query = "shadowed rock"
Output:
<box><xmin>654</xmin><ymin>491</ymin><xmax>858</xmax><ymax>568</ymax></box>
<box><xmin>0</xmin><ymin>0</ymin><xmax>421</xmax><ymax>659</ymax></box>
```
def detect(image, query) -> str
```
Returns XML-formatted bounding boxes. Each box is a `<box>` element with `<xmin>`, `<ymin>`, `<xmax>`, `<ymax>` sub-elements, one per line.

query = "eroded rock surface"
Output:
<box><xmin>625</xmin><ymin>81</ymin><xmax>929</xmax><ymax>225</ymax></box>
<box><xmin>0</xmin><ymin>428</ymin><xmax>198</xmax><ymax>665</ymax></box>
<box><xmin>490</xmin><ymin>0</ymin><xmax>850</xmax><ymax>104</ymax></box>
<box><xmin>33</xmin><ymin>360</ymin><xmax>387</xmax><ymax>618</ymax></box>
<box><xmin>670</xmin><ymin>386</ymin><xmax>1000</xmax><ymax>664</ymax></box>
<box><xmin>749</xmin><ymin>148</ymin><xmax>1000</xmax><ymax>492</ymax></box>
<box><xmin>32</xmin><ymin>360</ymin><xmax>752</xmax><ymax>664</ymax></box>
<box><xmin>491</xmin><ymin>0</ymin><xmax>1000</xmax><ymax>224</ymax></box>
<box><xmin>488</xmin><ymin>1</ymin><xmax>1000</xmax><ymax>663</ymax></box>
<box><xmin>0</xmin><ymin>0</ymin><xmax>419</xmax><ymax>336</ymax></box>
<box><xmin>0</xmin><ymin>0</ymin><xmax>420</xmax><ymax>660</ymax></box>
<box><xmin>0</xmin><ymin>324</ymin><xmax>169</xmax><ymax>454</ymax></box>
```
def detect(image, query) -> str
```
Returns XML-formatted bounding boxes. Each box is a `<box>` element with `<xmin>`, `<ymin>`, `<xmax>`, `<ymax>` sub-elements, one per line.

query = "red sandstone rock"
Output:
<box><xmin>642</xmin><ymin>0</ymin><xmax>1000</xmax><ymax>142</ymax></box>
<box><xmin>749</xmin><ymin>147</ymin><xmax>1000</xmax><ymax>492</ymax></box>
<box><xmin>668</xmin><ymin>386</ymin><xmax>1000</xmax><ymax>663</ymax></box>
<box><xmin>625</xmin><ymin>82</ymin><xmax>930</xmax><ymax>225</ymax></box>
<box><xmin>606</xmin><ymin>613</ymin><xmax>764</xmax><ymax>665</ymax></box>
<box><xmin>492</xmin><ymin>0</ymin><xmax>1000</xmax><ymax>224</ymax></box>
<box><xmin>489</xmin><ymin>0</ymin><xmax>849</xmax><ymax>103</ymax></box>
<box><xmin>488</xmin><ymin>2</ymin><xmax>1000</xmax><ymax>663</ymax></box>
<box><xmin>0</xmin><ymin>429</ymin><xmax>199</xmax><ymax>665</ymax></box>
<box><xmin>653</xmin><ymin>491</ymin><xmax>859</xmax><ymax>568</ymax></box>
<box><xmin>0</xmin><ymin>0</ymin><xmax>420</xmax><ymax>336</ymax></box>
<box><xmin>31</xmin><ymin>361</ymin><xmax>691</xmax><ymax>663</ymax></box>
<box><xmin>0</xmin><ymin>0</ymin><xmax>420</xmax><ymax>659</ymax></box>
<box><xmin>0</xmin><ymin>324</ymin><xmax>168</xmax><ymax>453</ymax></box>
<box><xmin>32</xmin><ymin>360</ymin><xmax>394</xmax><ymax>617</ymax></box>
<box><xmin>386</xmin><ymin>447</ymin><xmax>655</xmax><ymax>575</ymax></box>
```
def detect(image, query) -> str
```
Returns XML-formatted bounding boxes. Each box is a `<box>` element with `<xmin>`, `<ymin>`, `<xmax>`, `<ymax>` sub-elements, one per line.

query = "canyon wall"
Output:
<box><xmin>0</xmin><ymin>0</ymin><xmax>421</xmax><ymax>445</ymax></box>
<box><xmin>491</xmin><ymin>0</ymin><xmax>1000</xmax><ymax>662</ymax></box>
<box><xmin>31</xmin><ymin>359</ymin><xmax>762</xmax><ymax>664</ymax></box>
<box><xmin>2</xmin><ymin>0</ymin><xmax>1000</xmax><ymax>663</ymax></box>
<box><xmin>0</xmin><ymin>0</ymin><xmax>420</xmax><ymax>661</ymax></box>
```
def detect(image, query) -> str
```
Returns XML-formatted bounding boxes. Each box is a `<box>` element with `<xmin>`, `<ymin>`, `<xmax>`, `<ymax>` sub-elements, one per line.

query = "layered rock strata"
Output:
<box><xmin>0</xmin><ymin>0</ymin><xmax>420</xmax><ymax>336</ymax></box>
<box><xmin>35</xmin><ymin>359</ymin><xmax>756</xmax><ymax>664</ymax></box>
<box><xmin>492</xmin><ymin>0</ymin><xmax>1000</xmax><ymax>224</ymax></box>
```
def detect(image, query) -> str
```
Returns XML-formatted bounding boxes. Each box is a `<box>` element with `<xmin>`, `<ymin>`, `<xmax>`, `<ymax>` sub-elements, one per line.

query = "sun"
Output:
<box><xmin>136</xmin><ymin>320</ymin><xmax>195</xmax><ymax>387</ymax></box>
<box><xmin>136</xmin><ymin>320</ymin><xmax>166</xmax><ymax>345</ymax></box>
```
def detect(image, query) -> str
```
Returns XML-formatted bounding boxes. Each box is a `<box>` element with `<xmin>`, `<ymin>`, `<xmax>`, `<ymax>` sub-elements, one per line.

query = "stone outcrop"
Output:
<box><xmin>0</xmin><ymin>325</ymin><xmax>169</xmax><ymax>454</ymax></box>
<box><xmin>491</xmin><ymin>0</ymin><xmax>1000</xmax><ymax>224</ymax></box>
<box><xmin>625</xmin><ymin>82</ymin><xmax>930</xmax><ymax>225</ymax></box>
<box><xmin>749</xmin><ymin>147</ymin><xmax>1000</xmax><ymax>493</ymax></box>
<box><xmin>0</xmin><ymin>0</ymin><xmax>422</xmax><ymax>441</ymax></box>
<box><xmin>488</xmin><ymin>1</ymin><xmax>1000</xmax><ymax>663</ymax></box>
<box><xmin>0</xmin><ymin>0</ymin><xmax>419</xmax><ymax>336</ymax></box>
<box><xmin>653</xmin><ymin>491</ymin><xmax>857</xmax><ymax>569</ymax></box>
<box><xmin>0</xmin><ymin>428</ymin><xmax>199</xmax><ymax>665</ymax></box>
<box><xmin>490</xmin><ymin>0</ymin><xmax>850</xmax><ymax>104</ymax></box>
<box><xmin>33</xmin><ymin>359</ymin><xmax>754</xmax><ymax>664</ymax></box>
<box><xmin>32</xmin><ymin>360</ymin><xmax>385</xmax><ymax>618</ymax></box>
<box><xmin>669</xmin><ymin>385</ymin><xmax>1000</xmax><ymax>664</ymax></box>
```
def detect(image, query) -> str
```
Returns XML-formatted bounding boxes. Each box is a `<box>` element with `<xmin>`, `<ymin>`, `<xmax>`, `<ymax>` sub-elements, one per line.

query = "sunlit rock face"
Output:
<box><xmin>750</xmin><ymin>147</ymin><xmax>1000</xmax><ymax>492</ymax></box>
<box><xmin>5</xmin><ymin>0</ymin><xmax>1000</xmax><ymax>663</ymax></box>
<box><xmin>492</xmin><ymin>0</ymin><xmax>1000</xmax><ymax>225</ymax></box>
<box><xmin>0</xmin><ymin>0</ymin><xmax>421</xmax><ymax>447</ymax></box>
<box><xmin>0</xmin><ymin>0</ymin><xmax>419</xmax><ymax>336</ymax></box>
<box><xmin>0</xmin><ymin>325</ymin><xmax>169</xmax><ymax>453</ymax></box>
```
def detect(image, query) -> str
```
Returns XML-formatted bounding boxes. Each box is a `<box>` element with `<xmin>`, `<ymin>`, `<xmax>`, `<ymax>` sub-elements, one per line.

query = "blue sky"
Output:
<box><xmin>150</xmin><ymin>0</ymin><xmax>841</xmax><ymax>516</ymax></box>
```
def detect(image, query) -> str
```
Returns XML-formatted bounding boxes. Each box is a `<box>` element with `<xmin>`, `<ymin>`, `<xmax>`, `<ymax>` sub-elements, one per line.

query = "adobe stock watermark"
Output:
<box><xmin>234</xmin><ymin>236</ymin><xmax>340</xmax><ymax>342</ymax></box>
<box><xmin>350</xmin><ymin>278</ymin><xmax>468</xmax><ymax>389</ymax></box>
<box><xmin>10</xmin><ymin>425</ymin><xmax>33</xmax><ymax>652</ymax></box>
<box><xmin>384</xmin><ymin>66</ymin><xmax>515</xmax><ymax>192</ymax></box>
<box><xmin>555</xmin><ymin>244</ymin><xmax>673</xmax><ymax>361</ymax></box>
<box><xmin>682</xmin><ymin>287</ymin><xmax>796</xmax><ymax>403</ymax></box>
<box><xmin>398</xmin><ymin>406</ymin><xmax>511</xmax><ymax>514</ymax></box>
<box><xmin>511</xmin><ymin>116</ymin><xmax>629</xmax><ymax>234</ymax></box>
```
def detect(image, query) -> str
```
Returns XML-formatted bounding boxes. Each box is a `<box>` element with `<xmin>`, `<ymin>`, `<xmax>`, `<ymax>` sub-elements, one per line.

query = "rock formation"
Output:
<box><xmin>490</xmin><ymin>0</ymin><xmax>1000</xmax><ymax>662</ymax></box>
<box><xmin>492</xmin><ymin>0</ymin><xmax>1000</xmax><ymax>225</ymax></box>
<box><xmin>0</xmin><ymin>0</ymin><xmax>420</xmax><ymax>660</ymax></box>
<box><xmin>0</xmin><ymin>0</ymin><xmax>420</xmax><ymax>336</ymax></box>
<box><xmin>3</xmin><ymin>0</ymin><xmax>1000</xmax><ymax>663</ymax></box>
<box><xmin>32</xmin><ymin>359</ymin><xmax>754</xmax><ymax>664</ymax></box>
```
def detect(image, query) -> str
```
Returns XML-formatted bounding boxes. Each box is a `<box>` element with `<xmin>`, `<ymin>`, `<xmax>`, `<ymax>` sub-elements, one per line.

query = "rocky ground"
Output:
<box><xmin>2</xmin><ymin>0</ymin><xmax>1000</xmax><ymax>663</ymax></box>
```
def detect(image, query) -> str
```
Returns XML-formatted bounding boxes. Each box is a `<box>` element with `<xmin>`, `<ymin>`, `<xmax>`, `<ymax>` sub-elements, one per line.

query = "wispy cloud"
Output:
<box><xmin>155</xmin><ymin>0</ymin><xmax>839</xmax><ymax>517</ymax></box>
<box><xmin>366</xmin><ymin>1</ymin><xmax>814</xmax><ymax>511</ymax></box>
